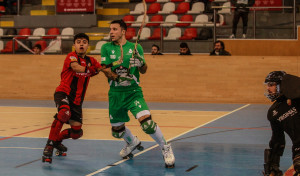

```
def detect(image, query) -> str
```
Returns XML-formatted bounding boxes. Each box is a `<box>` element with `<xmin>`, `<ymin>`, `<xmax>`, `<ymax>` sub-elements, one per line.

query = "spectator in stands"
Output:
<box><xmin>33</xmin><ymin>44</ymin><xmax>43</xmax><ymax>55</ymax></box>
<box><xmin>179</xmin><ymin>42</ymin><xmax>192</xmax><ymax>55</ymax></box>
<box><xmin>230</xmin><ymin>0</ymin><xmax>255</xmax><ymax>39</ymax></box>
<box><xmin>210</xmin><ymin>40</ymin><xmax>231</xmax><ymax>56</ymax></box>
<box><xmin>151</xmin><ymin>44</ymin><xmax>163</xmax><ymax>55</ymax></box>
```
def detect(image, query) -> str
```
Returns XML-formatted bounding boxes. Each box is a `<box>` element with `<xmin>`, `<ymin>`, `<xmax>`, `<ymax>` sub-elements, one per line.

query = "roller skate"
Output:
<box><xmin>162</xmin><ymin>144</ymin><xmax>175</xmax><ymax>168</ymax></box>
<box><xmin>42</xmin><ymin>144</ymin><xmax>54</xmax><ymax>163</ymax></box>
<box><xmin>120</xmin><ymin>136</ymin><xmax>144</xmax><ymax>159</ymax></box>
<box><xmin>54</xmin><ymin>141</ymin><xmax>67</xmax><ymax>156</ymax></box>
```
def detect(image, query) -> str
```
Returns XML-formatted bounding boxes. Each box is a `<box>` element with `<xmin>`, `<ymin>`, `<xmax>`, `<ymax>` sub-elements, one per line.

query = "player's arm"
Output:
<box><xmin>101</xmin><ymin>65</ymin><xmax>119</xmax><ymax>81</ymax></box>
<box><xmin>70</xmin><ymin>62</ymin><xmax>99</xmax><ymax>76</ymax></box>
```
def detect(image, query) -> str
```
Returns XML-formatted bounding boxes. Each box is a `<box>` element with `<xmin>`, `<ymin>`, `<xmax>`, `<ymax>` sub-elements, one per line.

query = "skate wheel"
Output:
<box><xmin>137</xmin><ymin>145</ymin><xmax>144</xmax><ymax>151</ymax></box>
<box><xmin>127</xmin><ymin>153</ymin><xmax>134</xmax><ymax>159</ymax></box>
<box><xmin>42</xmin><ymin>156</ymin><xmax>52</xmax><ymax>164</ymax></box>
<box><xmin>165</xmin><ymin>163</ymin><xmax>175</xmax><ymax>168</ymax></box>
<box><xmin>55</xmin><ymin>151</ymin><xmax>67</xmax><ymax>156</ymax></box>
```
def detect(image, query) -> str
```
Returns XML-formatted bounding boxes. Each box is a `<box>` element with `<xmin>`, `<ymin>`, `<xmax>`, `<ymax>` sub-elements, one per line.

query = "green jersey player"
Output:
<box><xmin>100</xmin><ymin>19</ymin><xmax>175</xmax><ymax>168</ymax></box>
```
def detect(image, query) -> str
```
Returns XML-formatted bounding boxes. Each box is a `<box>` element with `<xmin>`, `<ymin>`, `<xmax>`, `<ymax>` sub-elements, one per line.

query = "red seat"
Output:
<box><xmin>147</xmin><ymin>3</ymin><xmax>161</xmax><ymax>14</ymax></box>
<box><xmin>34</xmin><ymin>40</ymin><xmax>47</xmax><ymax>51</ymax></box>
<box><xmin>146</xmin><ymin>15</ymin><xmax>163</xmax><ymax>27</ymax></box>
<box><xmin>15</xmin><ymin>28</ymin><xmax>31</xmax><ymax>39</ymax></box>
<box><xmin>176</xmin><ymin>14</ymin><xmax>193</xmax><ymax>27</ymax></box>
<box><xmin>145</xmin><ymin>0</ymin><xmax>157</xmax><ymax>2</ymax></box>
<box><xmin>123</xmin><ymin>15</ymin><xmax>135</xmax><ymax>26</ymax></box>
<box><xmin>125</xmin><ymin>28</ymin><xmax>136</xmax><ymax>40</ymax></box>
<box><xmin>148</xmin><ymin>28</ymin><xmax>166</xmax><ymax>40</ymax></box>
<box><xmin>1</xmin><ymin>40</ymin><xmax>18</xmax><ymax>53</ymax></box>
<box><xmin>173</xmin><ymin>2</ymin><xmax>190</xmax><ymax>14</ymax></box>
<box><xmin>171</xmin><ymin>0</ymin><xmax>184</xmax><ymax>2</ymax></box>
<box><xmin>179</xmin><ymin>28</ymin><xmax>197</xmax><ymax>40</ymax></box>
<box><xmin>0</xmin><ymin>6</ymin><xmax>5</xmax><ymax>13</ymax></box>
<box><xmin>43</xmin><ymin>28</ymin><xmax>60</xmax><ymax>39</ymax></box>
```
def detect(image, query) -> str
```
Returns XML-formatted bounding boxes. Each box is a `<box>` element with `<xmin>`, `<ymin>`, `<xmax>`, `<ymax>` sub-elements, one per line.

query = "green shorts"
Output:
<box><xmin>108</xmin><ymin>86</ymin><xmax>150</xmax><ymax>124</ymax></box>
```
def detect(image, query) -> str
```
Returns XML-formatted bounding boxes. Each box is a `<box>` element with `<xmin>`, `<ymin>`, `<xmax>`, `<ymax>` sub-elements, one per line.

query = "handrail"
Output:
<box><xmin>211</xmin><ymin>4</ymin><xmax>296</xmax><ymax>42</ymax></box>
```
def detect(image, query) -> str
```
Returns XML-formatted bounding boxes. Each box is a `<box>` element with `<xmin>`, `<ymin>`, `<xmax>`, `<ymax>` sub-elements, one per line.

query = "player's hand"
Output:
<box><xmin>130</xmin><ymin>51</ymin><xmax>144</xmax><ymax>68</ymax></box>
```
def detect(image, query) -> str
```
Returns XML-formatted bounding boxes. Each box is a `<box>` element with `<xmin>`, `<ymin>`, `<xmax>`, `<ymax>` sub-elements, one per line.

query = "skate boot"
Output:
<box><xmin>162</xmin><ymin>144</ymin><xmax>175</xmax><ymax>168</ymax></box>
<box><xmin>54</xmin><ymin>141</ymin><xmax>68</xmax><ymax>156</ymax></box>
<box><xmin>120</xmin><ymin>136</ymin><xmax>144</xmax><ymax>159</ymax></box>
<box><xmin>42</xmin><ymin>144</ymin><xmax>54</xmax><ymax>163</ymax></box>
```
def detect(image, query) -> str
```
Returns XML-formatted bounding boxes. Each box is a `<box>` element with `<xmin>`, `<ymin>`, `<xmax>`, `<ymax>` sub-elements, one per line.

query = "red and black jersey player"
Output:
<box><xmin>42</xmin><ymin>33</ymin><xmax>103</xmax><ymax>163</ymax></box>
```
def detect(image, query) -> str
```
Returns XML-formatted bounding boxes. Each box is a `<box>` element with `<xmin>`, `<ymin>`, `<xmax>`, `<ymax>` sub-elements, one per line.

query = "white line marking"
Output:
<box><xmin>86</xmin><ymin>104</ymin><xmax>251</xmax><ymax>176</ymax></box>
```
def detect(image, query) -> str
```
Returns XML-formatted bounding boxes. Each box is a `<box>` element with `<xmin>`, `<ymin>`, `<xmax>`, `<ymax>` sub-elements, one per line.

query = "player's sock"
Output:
<box><xmin>149</xmin><ymin>125</ymin><xmax>167</xmax><ymax>149</ymax></box>
<box><xmin>48</xmin><ymin>119</ymin><xmax>64</xmax><ymax>141</ymax></box>
<box><xmin>122</xmin><ymin>127</ymin><xmax>135</xmax><ymax>144</ymax></box>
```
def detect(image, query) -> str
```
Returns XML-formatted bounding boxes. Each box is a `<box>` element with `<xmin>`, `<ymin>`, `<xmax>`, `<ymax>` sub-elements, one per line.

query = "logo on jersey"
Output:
<box><xmin>273</xmin><ymin>110</ymin><xmax>278</xmax><ymax>116</ymax></box>
<box><xmin>70</xmin><ymin>56</ymin><xmax>77</xmax><ymax>62</ymax></box>
<box><xmin>81</xmin><ymin>61</ymin><xmax>86</xmax><ymax>65</ymax></box>
<box><xmin>110</xmin><ymin>55</ymin><xmax>116</xmax><ymax>59</ymax></box>
<box><xmin>134</xmin><ymin>100</ymin><xmax>142</xmax><ymax>108</ymax></box>
<box><xmin>129</xmin><ymin>49</ymin><xmax>133</xmax><ymax>54</ymax></box>
<box><xmin>277</xmin><ymin>107</ymin><xmax>298</xmax><ymax>122</ymax></box>
<box><xmin>112</xmin><ymin>50</ymin><xmax>115</xmax><ymax>54</ymax></box>
<box><xmin>101</xmin><ymin>57</ymin><xmax>106</xmax><ymax>61</ymax></box>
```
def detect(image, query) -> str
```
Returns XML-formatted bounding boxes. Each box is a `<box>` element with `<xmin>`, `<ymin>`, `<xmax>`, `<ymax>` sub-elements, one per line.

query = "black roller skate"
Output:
<box><xmin>42</xmin><ymin>144</ymin><xmax>54</xmax><ymax>163</ymax></box>
<box><xmin>54</xmin><ymin>141</ymin><xmax>68</xmax><ymax>156</ymax></box>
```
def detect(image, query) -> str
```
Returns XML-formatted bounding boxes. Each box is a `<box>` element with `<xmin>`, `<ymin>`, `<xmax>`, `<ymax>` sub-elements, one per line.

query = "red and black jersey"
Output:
<box><xmin>55</xmin><ymin>52</ymin><xmax>101</xmax><ymax>105</ymax></box>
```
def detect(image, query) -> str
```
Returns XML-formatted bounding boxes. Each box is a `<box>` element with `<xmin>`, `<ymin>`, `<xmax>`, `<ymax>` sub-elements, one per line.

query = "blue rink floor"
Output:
<box><xmin>0</xmin><ymin>100</ymin><xmax>293</xmax><ymax>176</ymax></box>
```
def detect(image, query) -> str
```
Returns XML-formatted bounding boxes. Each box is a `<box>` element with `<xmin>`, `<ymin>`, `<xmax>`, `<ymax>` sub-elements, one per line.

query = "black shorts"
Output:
<box><xmin>54</xmin><ymin>92</ymin><xmax>83</xmax><ymax>123</ymax></box>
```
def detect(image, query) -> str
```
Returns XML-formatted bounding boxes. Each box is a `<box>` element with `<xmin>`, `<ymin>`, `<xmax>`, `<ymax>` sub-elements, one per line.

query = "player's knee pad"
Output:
<box><xmin>57</xmin><ymin>105</ymin><xmax>71</xmax><ymax>123</ymax></box>
<box><xmin>111</xmin><ymin>125</ymin><xmax>125</xmax><ymax>139</ymax></box>
<box><xmin>140</xmin><ymin>116</ymin><xmax>157</xmax><ymax>134</ymax></box>
<box><xmin>70</xmin><ymin>125</ymin><xmax>83</xmax><ymax>139</ymax></box>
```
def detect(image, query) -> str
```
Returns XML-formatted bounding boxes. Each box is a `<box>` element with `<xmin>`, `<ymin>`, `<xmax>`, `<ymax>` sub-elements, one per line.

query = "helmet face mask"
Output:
<box><xmin>264</xmin><ymin>71</ymin><xmax>286</xmax><ymax>101</ymax></box>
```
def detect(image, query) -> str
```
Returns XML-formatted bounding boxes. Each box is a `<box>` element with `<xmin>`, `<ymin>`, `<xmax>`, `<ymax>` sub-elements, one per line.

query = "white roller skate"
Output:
<box><xmin>162</xmin><ymin>144</ymin><xmax>175</xmax><ymax>168</ymax></box>
<box><xmin>120</xmin><ymin>136</ymin><xmax>144</xmax><ymax>159</ymax></box>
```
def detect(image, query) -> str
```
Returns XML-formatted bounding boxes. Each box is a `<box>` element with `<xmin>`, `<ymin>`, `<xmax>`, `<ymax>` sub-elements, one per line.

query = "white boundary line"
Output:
<box><xmin>86</xmin><ymin>104</ymin><xmax>251</xmax><ymax>176</ymax></box>
<box><xmin>0</xmin><ymin>147</ymin><xmax>43</xmax><ymax>150</ymax></box>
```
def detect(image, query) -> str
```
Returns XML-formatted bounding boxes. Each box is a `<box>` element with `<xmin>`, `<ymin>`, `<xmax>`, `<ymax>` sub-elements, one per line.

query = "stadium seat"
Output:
<box><xmin>1</xmin><ymin>40</ymin><xmax>18</xmax><ymax>53</ymax></box>
<box><xmin>161</xmin><ymin>14</ymin><xmax>178</xmax><ymax>27</ymax></box>
<box><xmin>28</xmin><ymin>28</ymin><xmax>45</xmax><ymax>40</ymax></box>
<box><xmin>191</xmin><ymin>14</ymin><xmax>213</xmax><ymax>27</ymax></box>
<box><xmin>61</xmin><ymin>27</ymin><xmax>74</xmax><ymax>39</ymax></box>
<box><xmin>173</xmin><ymin>2</ymin><xmax>190</xmax><ymax>14</ymax></box>
<box><xmin>176</xmin><ymin>14</ymin><xmax>193</xmax><ymax>27</ymax></box>
<box><xmin>171</xmin><ymin>0</ymin><xmax>184</xmax><ymax>2</ymax></box>
<box><xmin>44</xmin><ymin>40</ymin><xmax>61</xmax><ymax>54</ymax></box>
<box><xmin>0</xmin><ymin>6</ymin><xmax>5</xmax><ymax>15</ymax></box>
<box><xmin>132</xmin><ymin>27</ymin><xmax>151</xmax><ymax>40</ymax></box>
<box><xmin>148</xmin><ymin>27</ymin><xmax>166</xmax><ymax>40</ymax></box>
<box><xmin>43</xmin><ymin>28</ymin><xmax>60</xmax><ymax>39</ymax></box>
<box><xmin>130</xmin><ymin>3</ymin><xmax>145</xmax><ymax>15</ymax></box>
<box><xmin>157</xmin><ymin>0</ymin><xmax>169</xmax><ymax>2</ymax></box>
<box><xmin>15</xmin><ymin>28</ymin><xmax>31</xmax><ymax>39</ymax></box>
<box><xmin>179</xmin><ymin>28</ymin><xmax>197</xmax><ymax>40</ymax></box>
<box><xmin>146</xmin><ymin>14</ymin><xmax>163</xmax><ymax>27</ymax></box>
<box><xmin>164</xmin><ymin>27</ymin><xmax>181</xmax><ymax>40</ymax></box>
<box><xmin>218</xmin><ymin>2</ymin><xmax>231</xmax><ymax>14</ymax></box>
<box><xmin>123</xmin><ymin>15</ymin><xmax>135</xmax><ymax>26</ymax></box>
<box><xmin>90</xmin><ymin>41</ymin><xmax>107</xmax><ymax>54</ymax></box>
<box><xmin>158</xmin><ymin>2</ymin><xmax>175</xmax><ymax>14</ymax></box>
<box><xmin>34</xmin><ymin>40</ymin><xmax>47</xmax><ymax>51</ymax></box>
<box><xmin>125</xmin><ymin>28</ymin><xmax>136</xmax><ymax>40</ymax></box>
<box><xmin>0</xmin><ymin>40</ymin><xmax>3</xmax><ymax>50</ymax></box>
<box><xmin>0</xmin><ymin>28</ymin><xmax>3</xmax><ymax>36</ymax></box>
<box><xmin>147</xmin><ymin>3</ymin><xmax>161</xmax><ymax>14</ymax></box>
<box><xmin>187</xmin><ymin>2</ymin><xmax>205</xmax><ymax>14</ymax></box>
<box><xmin>132</xmin><ymin>15</ymin><xmax>149</xmax><ymax>27</ymax></box>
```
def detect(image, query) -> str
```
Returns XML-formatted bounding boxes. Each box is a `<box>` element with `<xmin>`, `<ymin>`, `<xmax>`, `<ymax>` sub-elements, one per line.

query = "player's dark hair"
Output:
<box><xmin>34</xmin><ymin>44</ymin><xmax>42</xmax><ymax>50</ymax></box>
<box><xmin>152</xmin><ymin>44</ymin><xmax>160</xmax><ymax>51</ymax></box>
<box><xmin>180</xmin><ymin>42</ymin><xmax>188</xmax><ymax>48</ymax></box>
<box><xmin>73</xmin><ymin>33</ymin><xmax>89</xmax><ymax>43</ymax></box>
<box><xmin>111</xmin><ymin>19</ymin><xmax>127</xmax><ymax>31</ymax></box>
<box><xmin>214</xmin><ymin>40</ymin><xmax>225</xmax><ymax>49</ymax></box>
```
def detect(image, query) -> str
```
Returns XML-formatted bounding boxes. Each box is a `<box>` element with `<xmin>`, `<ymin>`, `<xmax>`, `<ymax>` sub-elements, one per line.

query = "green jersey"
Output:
<box><xmin>101</xmin><ymin>41</ymin><xmax>146</xmax><ymax>90</ymax></box>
